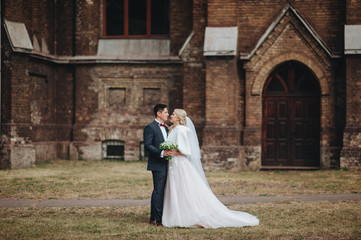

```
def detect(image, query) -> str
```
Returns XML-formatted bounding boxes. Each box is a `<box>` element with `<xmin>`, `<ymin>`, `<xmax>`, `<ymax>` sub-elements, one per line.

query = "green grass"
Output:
<box><xmin>0</xmin><ymin>160</ymin><xmax>360</xmax><ymax>199</ymax></box>
<box><xmin>0</xmin><ymin>160</ymin><xmax>360</xmax><ymax>239</ymax></box>
<box><xmin>0</xmin><ymin>201</ymin><xmax>360</xmax><ymax>239</ymax></box>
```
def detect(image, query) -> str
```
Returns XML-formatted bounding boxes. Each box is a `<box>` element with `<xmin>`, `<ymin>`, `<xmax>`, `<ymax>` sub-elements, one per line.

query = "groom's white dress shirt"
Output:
<box><xmin>155</xmin><ymin>119</ymin><xmax>167</xmax><ymax>157</ymax></box>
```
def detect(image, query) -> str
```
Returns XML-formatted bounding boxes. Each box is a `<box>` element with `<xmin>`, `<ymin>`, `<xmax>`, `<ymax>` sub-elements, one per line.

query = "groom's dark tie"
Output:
<box><xmin>159</xmin><ymin>123</ymin><xmax>165</xmax><ymax>127</ymax></box>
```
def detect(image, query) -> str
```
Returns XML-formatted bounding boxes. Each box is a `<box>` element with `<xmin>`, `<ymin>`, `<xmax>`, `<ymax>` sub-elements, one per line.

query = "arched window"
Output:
<box><xmin>104</xmin><ymin>0</ymin><xmax>169</xmax><ymax>38</ymax></box>
<box><xmin>264</xmin><ymin>61</ymin><xmax>320</xmax><ymax>96</ymax></box>
<box><xmin>102</xmin><ymin>140</ymin><xmax>125</xmax><ymax>160</ymax></box>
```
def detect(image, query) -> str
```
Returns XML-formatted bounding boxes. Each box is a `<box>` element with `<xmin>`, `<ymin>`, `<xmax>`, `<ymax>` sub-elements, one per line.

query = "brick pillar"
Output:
<box><xmin>201</xmin><ymin>57</ymin><xmax>244</xmax><ymax>171</ymax></box>
<box><xmin>340</xmin><ymin>0</ymin><xmax>361</xmax><ymax>170</ymax></box>
<box><xmin>340</xmin><ymin>56</ymin><xmax>361</xmax><ymax>170</ymax></box>
<box><xmin>181</xmin><ymin>0</ymin><xmax>207</xmax><ymax>142</ymax></box>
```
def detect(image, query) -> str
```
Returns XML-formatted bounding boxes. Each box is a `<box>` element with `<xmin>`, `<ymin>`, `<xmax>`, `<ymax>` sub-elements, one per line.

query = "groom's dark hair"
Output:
<box><xmin>154</xmin><ymin>104</ymin><xmax>167</xmax><ymax>117</ymax></box>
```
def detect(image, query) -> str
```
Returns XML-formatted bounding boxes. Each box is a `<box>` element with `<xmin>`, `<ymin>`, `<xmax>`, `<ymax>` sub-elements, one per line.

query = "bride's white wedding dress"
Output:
<box><xmin>162</xmin><ymin>124</ymin><xmax>259</xmax><ymax>228</ymax></box>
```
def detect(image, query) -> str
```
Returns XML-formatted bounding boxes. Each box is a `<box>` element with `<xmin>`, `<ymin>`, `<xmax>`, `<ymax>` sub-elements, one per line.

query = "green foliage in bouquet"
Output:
<box><xmin>160</xmin><ymin>141</ymin><xmax>179</xmax><ymax>160</ymax></box>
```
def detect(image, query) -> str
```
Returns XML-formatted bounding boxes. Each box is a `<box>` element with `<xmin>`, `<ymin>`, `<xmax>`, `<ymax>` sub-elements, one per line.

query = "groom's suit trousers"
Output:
<box><xmin>151</xmin><ymin>170</ymin><xmax>167</xmax><ymax>222</ymax></box>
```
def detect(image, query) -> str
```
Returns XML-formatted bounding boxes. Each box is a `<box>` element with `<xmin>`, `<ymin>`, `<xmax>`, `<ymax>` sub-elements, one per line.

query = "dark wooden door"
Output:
<box><xmin>262</xmin><ymin>61</ymin><xmax>320</xmax><ymax>167</ymax></box>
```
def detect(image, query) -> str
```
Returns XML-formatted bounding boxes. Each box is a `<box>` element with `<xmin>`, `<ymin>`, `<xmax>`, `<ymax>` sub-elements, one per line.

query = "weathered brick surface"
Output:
<box><xmin>240</xmin><ymin>8</ymin><xmax>342</xmax><ymax>169</ymax></box>
<box><xmin>75</xmin><ymin>0</ymin><xmax>100</xmax><ymax>55</ymax></box>
<box><xmin>346</xmin><ymin>0</ymin><xmax>361</xmax><ymax>24</ymax></box>
<box><xmin>1</xmin><ymin>1</ymin><xmax>74</xmax><ymax>167</ymax></box>
<box><xmin>181</xmin><ymin>0</ymin><xmax>207</xmax><ymax>126</ymax></box>
<box><xmin>339</xmin><ymin>2</ymin><xmax>361</xmax><ymax>170</ymax></box>
<box><xmin>3</xmin><ymin>0</ymin><xmax>55</xmax><ymax>54</ymax></box>
<box><xmin>201</xmin><ymin>4</ymin><xmax>344</xmax><ymax>169</ymax></box>
<box><xmin>341</xmin><ymin>56</ymin><xmax>361</xmax><ymax>170</ymax></box>
<box><xmin>1</xmin><ymin>0</ymin><xmax>359</xmax><ymax>170</ymax></box>
<box><xmin>232</xmin><ymin>0</ymin><xmax>344</xmax><ymax>53</ymax></box>
<box><xmin>71</xmin><ymin>64</ymin><xmax>183</xmax><ymax>160</ymax></box>
<box><xmin>170</xmin><ymin>0</ymin><xmax>193</xmax><ymax>55</ymax></box>
<box><xmin>55</xmin><ymin>1</ymin><xmax>75</xmax><ymax>55</ymax></box>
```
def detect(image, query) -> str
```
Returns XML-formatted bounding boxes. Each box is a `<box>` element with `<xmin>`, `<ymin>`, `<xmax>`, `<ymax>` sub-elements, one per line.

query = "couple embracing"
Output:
<box><xmin>143</xmin><ymin>104</ymin><xmax>259</xmax><ymax>228</ymax></box>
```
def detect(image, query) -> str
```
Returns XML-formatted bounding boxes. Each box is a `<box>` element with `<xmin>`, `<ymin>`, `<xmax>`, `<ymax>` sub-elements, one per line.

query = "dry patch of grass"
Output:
<box><xmin>0</xmin><ymin>160</ymin><xmax>152</xmax><ymax>199</ymax></box>
<box><xmin>207</xmin><ymin>169</ymin><xmax>361</xmax><ymax>197</ymax></box>
<box><xmin>0</xmin><ymin>160</ymin><xmax>360</xmax><ymax>199</ymax></box>
<box><xmin>0</xmin><ymin>201</ymin><xmax>360</xmax><ymax>239</ymax></box>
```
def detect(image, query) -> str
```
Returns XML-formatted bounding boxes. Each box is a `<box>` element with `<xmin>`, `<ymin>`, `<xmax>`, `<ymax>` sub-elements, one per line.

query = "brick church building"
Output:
<box><xmin>1</xmin><ymin>0</ymin><xmax>360</xmax><ymax>170</ymax></box>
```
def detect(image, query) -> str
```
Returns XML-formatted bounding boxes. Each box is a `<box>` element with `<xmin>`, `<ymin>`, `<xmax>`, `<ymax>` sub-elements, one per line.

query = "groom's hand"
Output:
<box><xmin>163</xmin><ymin>150</ymin><xmax>172</xmax><ymax>157</ymax></box>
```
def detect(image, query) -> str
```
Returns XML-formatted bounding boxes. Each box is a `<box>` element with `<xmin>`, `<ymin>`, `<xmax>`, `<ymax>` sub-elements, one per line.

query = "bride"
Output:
<box><xmin>162</xmin><ymin>109</ymin><xmax>259</xmax><ymax>228</ymax></box>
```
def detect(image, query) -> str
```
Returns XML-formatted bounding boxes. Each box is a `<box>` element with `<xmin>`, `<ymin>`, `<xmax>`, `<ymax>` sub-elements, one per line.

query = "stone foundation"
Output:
<box><xmin>242</xmin><ymin>146</ymin><xmax>262</xmax><ymax>170</ymax></box>
<box><xmin>34</xmin><ymin>142</ymin><xmax>70</xmax><ymax>162</ymax></box>
<box><xmin>69</xmin><ymin>142</ymin><xmax>102</xmax><ymax>161</ymax></box>
<box><xmin>0</xmin><ymin>144</ymin><xmax>36</xmax><ymax>169</ymax></box>
<box><xmin>201</xmin><ymin>146</ymin><xmax>242</xmax><ymax>171</ymax></box>
<box><xmin>341</xmin><ymin>129</ymin><xmax>361</xmax><ymax>170</ymax></box>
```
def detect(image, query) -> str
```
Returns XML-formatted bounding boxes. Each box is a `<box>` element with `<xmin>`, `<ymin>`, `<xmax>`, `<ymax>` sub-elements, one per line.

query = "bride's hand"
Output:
<box><xmin>163</xmin><ymin>150</ymin><xmax>172</xmax><ymax>157</ymax></box>
<box><xmin>172</xmin><ymin>150</ymin><xmax>184</xmax><ymax>156</ymax></box>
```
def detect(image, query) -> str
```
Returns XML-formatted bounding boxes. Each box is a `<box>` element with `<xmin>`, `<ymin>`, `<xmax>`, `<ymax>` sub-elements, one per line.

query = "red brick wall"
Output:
<box><xmin>340</xmin><ymin>0</ymin><xmax>361</xmax><ymax>169</ymax></box>
<box><xmin>341</xmin><ymin>56</ymin><xmax>361</xmax><ymax>169</ymax></box>
<box><xmin>2</xmin><ymin>0</ymin><xmax>74</xmax><ymax>163</ymax></box>
<box><xmin>2</xmin><ymin>55</ymin><xmax>73</xmax><ymax>142</ymax></box>
<box><xmin>182</xmin><ymin>0</ymin><xmax>207</xmax><ymax>133</ymax></box>
<box><xmin>207</xmin><ymin>0</ymin><xmax>238</xmax><ymax>26</ymax></box>
<box><xmin>207</xmin><ymin>0</ymin><xmax>345</xmax><ymax>53</ymax></box>
<box><xmin>170</xmin><ymin>0</ymin><xmax>193</xmax><ymax>55</ymax></box>
<box><xmin>346</xmin><ymin>0</ymin><xmax>361</xmax><ymax>24</ymax></box>
<box><xmin>74</xmin><ymin>0</ymin><xmax>100</xmax><ymax>55</ymax></box>
<box><xmin>202</xmin><ymin>0</ymin><xmax>346</xmax><ymax>169</ymax></box>
<box><xmin>204</xmin><ymin>57</ymin><xmax>240</xmax><ymax>126</ymax></box>
<box><xmin>2</xmin><ymin>0</ymin><xmax>356</xmax><ymax>169</ymax></box>
<box><xmin>71</xmin><ymin>63</ymin><xmax>183</xmax><ymax>160</ymax></box>
<box><xmin>344</xmin><ymin>56</ymin><xmax>361</xmax><ymax>128</ymax></box>
<box><xmin>55</xmin><ymin>1</ymin><xmax>75</xmax><ymax>55</ymax></box>
<box><xmin>4</xmin><ymin>0</ymin><xmax>56</xmax><ymax>54</ymax></box>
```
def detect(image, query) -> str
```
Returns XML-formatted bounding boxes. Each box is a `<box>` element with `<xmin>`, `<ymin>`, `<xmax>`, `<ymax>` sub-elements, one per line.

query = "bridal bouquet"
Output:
<box><xmin>160</xmin><ymin>141</ymin><xmax>178</xmax><ymax>160</ymax></box>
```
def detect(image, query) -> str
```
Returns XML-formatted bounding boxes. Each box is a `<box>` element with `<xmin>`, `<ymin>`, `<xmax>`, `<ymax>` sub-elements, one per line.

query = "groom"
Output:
<box><xmin>143</xmin><ymin>104</ymin><xmax>171</xmax><ymax>226</ymax></box>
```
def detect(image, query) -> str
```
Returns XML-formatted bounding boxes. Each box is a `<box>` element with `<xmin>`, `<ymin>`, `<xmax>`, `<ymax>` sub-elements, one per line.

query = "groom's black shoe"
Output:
<box><xmin>149</xmin><ymin>219</ymin><xmax>162</xmax><ymax>226</ymax></box>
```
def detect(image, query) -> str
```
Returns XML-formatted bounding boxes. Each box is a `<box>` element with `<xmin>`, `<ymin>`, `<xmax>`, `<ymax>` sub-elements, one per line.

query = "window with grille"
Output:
<box><xmin>104</xmin><ymin>0</ymin><xmax>169</xmax><ymax>38</ymax></box>
<box><xmin>102</xmin><ymin>140</ymin><xmax>125</xmax><ymax>160</ymax></box>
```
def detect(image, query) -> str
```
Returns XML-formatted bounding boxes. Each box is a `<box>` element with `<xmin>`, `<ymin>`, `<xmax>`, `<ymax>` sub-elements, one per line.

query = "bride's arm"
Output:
<box><xmin>173</xmin><ymin>127</ymin><xmax>191</xmax><ymax>158</ymax></box>
<box><xmin>171</xmin><ymin>149</ymin><xmax>185</xmax><ymax>156</ymax></box>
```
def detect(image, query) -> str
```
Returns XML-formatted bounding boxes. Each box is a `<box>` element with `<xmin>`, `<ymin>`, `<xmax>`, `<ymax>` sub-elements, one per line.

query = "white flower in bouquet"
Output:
<box><xmin>160</xmin><ymin>141</ymin><xmax>178</xmax><ymax>160</ymax></box>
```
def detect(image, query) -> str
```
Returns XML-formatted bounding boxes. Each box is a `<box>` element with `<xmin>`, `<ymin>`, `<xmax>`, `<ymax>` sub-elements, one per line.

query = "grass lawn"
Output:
<box><xmin>0</xmin><ymin>160</ymin><xmax>360</xmax><ymax>199</ymax></box>
<box><xmin>0</xmin><ymin>160</ymin><xmax>361</xmax><ymax>239</ymax></box>
<box><xmin>0</xmin><ymin>201</ymin><xmax>360</xmax><ymax>239</ymax></box>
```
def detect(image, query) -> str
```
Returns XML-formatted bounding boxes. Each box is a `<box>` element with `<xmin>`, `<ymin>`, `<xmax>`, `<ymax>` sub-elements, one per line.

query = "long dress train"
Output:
<box><xmin>162</xmin><ymin>125</ymin><xmax>259</xmax><ymax>228</ymax></box>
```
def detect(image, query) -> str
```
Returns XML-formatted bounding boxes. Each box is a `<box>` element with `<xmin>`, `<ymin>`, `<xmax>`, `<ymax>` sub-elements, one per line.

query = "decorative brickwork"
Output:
<box><xmin>243</xmin><ymin>7</ymin><xmax>341</xmax><ymax>169</ymax></box>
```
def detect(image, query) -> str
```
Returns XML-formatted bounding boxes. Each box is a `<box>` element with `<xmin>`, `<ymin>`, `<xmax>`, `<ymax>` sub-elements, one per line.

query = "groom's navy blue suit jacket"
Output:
<box><xmin>143</xmin><ymin>120</ymin><xmax>168</xmax><ymax>172</ymax></box>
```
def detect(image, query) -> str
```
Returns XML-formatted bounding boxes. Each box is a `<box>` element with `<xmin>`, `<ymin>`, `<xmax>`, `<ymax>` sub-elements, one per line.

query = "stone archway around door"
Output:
<box><xmin>262</xmin><ymin>61</ymin><xmax>321</xmax><ymax>168</ymax></box>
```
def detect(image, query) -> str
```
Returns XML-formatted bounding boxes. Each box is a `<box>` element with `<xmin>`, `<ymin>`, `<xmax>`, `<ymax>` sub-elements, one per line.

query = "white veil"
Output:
<box><xmin>185</xmin><ymin>117</ymin><xmax>210</xmax><ymax>188</ymax></box>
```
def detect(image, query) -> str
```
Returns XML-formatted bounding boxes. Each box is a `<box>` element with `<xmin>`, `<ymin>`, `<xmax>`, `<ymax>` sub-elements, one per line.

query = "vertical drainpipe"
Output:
<box><xmin>71</xmin><ymin>0</ymin><xmax>76</xmax><ymax>142</ymax></box>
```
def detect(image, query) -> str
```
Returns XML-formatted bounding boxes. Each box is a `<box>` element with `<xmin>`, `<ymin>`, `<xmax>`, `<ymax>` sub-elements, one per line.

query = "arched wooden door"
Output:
<box><xmin>262</xmin><ymin>61</ymin><xmax>320</xmax><ymax>167</ymax></box>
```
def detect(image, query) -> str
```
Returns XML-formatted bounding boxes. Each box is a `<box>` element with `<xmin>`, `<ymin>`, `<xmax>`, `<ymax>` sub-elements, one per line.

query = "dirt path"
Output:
<box><xmin>1</xmin><ymin>193</ymin><xmax>360</xmax><ymax>208</ymax></box>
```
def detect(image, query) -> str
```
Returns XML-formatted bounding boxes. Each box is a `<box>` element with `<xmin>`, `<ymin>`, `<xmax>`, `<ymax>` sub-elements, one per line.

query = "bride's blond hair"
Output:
<box><xmin>169</xmin><ymin>109</ymin><xmax>187</xmax><ymax>132</ymax></box>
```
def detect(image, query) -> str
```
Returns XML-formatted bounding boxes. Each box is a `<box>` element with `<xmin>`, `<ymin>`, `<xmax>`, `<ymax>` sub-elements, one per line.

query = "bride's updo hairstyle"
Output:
<box><xmin>169</xmin><ymin>109</ymin><xmax>187</xmax><ymax>132</ymax></box>
<box><xmin>175</xmin><ymin>109</ymin><xmax>187</xmax><ymax>125</ymax></box>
